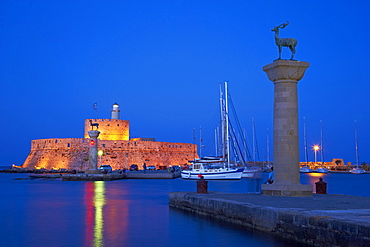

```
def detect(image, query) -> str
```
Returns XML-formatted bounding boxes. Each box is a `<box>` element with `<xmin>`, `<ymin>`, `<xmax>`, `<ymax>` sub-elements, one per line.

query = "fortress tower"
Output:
<box><xmin>111</xmin><ymin>102</ymin><xmax>120</xmax><ymax>119</ymax></box>
<box><xmin>84</xmin><ymin>103</ymin><xmax>129</xmax><ymax>141</ymax></box>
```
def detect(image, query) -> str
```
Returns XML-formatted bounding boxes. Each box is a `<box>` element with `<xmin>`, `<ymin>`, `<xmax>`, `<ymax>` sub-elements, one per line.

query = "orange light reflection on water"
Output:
<box><xmin>306</xmin><ymin>172</ymin><xmax>327</xmax><ymax>186</ymax></box>
<box><xmin>84</xmin><ymin>181</ymin><xmax>129</xmax><ymax>246</ymax></box>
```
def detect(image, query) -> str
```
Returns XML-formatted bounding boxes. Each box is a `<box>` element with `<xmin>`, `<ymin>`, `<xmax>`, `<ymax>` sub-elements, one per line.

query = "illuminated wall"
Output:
<box><xmin>22</xmin><ymin>138</ymin><xmax>197</xmax><ymax>170</ymax></box>
<box><xmin>84</xmin><ymin>119</ymin><xmax>130</xmax><ymax>141</ymax></box>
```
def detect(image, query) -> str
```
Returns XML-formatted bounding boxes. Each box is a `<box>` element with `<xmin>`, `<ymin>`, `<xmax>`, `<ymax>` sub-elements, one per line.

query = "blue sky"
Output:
<box><xmin>1</xmin><ymin>1</ymin><xmax>369</xmax><ymax>166</ymax></box>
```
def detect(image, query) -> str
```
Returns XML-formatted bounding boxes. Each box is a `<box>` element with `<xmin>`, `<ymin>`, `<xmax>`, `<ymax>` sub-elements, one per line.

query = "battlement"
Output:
<box><xmin>84</xmin><ymin>119</ymin><xmax>129</xmax><ymax>141</ymax></box>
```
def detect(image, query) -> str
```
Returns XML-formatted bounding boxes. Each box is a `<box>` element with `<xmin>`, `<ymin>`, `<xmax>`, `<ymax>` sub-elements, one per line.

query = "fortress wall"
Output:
<box><xmin>84</xmin><ymin>119</ymin><xmax>129</xmax><ymax>141</ymax></box>
<box><xmin>98</xmin><ymin>140</ymin><xmax>197</xmax><ymax>170</ymax></box>
<box><xmin>23</xmin><ymin>138</ymin><xmax>90</xmax><ymax>170</ymax></box>
<box><xmin>23</xmin><ymin>138</ymin><xmax>197</xmax><ymax>171</ymax></box>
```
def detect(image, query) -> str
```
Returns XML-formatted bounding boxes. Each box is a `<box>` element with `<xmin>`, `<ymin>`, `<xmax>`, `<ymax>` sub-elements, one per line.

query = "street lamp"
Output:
<box><xmin>98</xmin><ymin>150</ymin><xmax>104</xmax><ymax>167</ymax></box>
<box><xmin>313</xmin><ymin>145</ymin><xmax>320</xmax><ymax>165</ymax></box>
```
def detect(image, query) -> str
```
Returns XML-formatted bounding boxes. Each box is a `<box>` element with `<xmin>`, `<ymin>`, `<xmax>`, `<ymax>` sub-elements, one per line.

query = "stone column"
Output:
<box><xmin>86</xmin><ymin>130</ymin><xmax>100</xmax><ymax>174</ymax></box>
<box><xmin>261</xmin><ymin>60</ymin><xmax>312</xmax><ymax>196</ymax></box>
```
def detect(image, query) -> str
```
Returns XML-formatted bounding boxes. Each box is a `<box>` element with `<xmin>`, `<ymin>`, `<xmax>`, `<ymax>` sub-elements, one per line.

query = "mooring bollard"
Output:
<box><xmin>315</xmin><ymin>178</ymin><xmax>327</xmax><ymax>194</ymax></box>
<box><xmin>196</xmin><ymin>176</ymin><xmax>208</xmax><ymax>194</ymax></box>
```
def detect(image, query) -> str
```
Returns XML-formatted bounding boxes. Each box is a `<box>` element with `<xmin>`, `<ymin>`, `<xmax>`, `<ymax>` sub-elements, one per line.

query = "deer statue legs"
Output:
<box><xmin>278</xmin><ymin>44</ymin><xmax>296</xmax><ymax>60</ymax></box>
<box><xmin>89</xmin><ymin>120</ymin><xmax>99</xmax><ymax>130</ymax></box>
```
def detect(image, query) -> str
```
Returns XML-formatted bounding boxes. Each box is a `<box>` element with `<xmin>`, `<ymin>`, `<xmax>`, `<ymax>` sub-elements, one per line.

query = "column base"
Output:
<box><xmin>262</xmin><ymin>183</ymin><xmax>313</xmax><ymax>197</ymax></box>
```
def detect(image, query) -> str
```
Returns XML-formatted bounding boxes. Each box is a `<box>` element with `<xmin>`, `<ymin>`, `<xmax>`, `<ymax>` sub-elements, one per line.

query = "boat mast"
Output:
<box><xmin>320</xmin><ymin>120</ymin><xmax>324</xmax><ymax>165</ymax></box>
<box><xmin>193</xmin><ymin>128</ymin><xmax>197</xmax><ymax>160</ymax></box>
<box><xmin>303</xmin><ymin>116</ymin><xmax>308</xmax><ymax>166</ymax></box>
<box><xmin>214</xmin><ymin>128</ymin><xmax>218</xmax><ymax>157</ymax></box>
<box><xmin>243</xmin><ymin>128</ymin><xmax>248</xmax><ymax>165</ymax></box>
<box><xmin>266</xmin><ymin>128</ymin><xmax>270</xmax><ymax>168</ymax></box>
<box><xmin>252</xmin><ymin>115</ymin><xmax>256</xmax><ymax>166</ymax></box>
<box><xmin>219</xmin><ymin>82</ymin><xmax>230</xmax><ymax>168</ymax></box>
<box><xmin>225</xmin><ymin>81</ymin><xmax>230</xmax><ymax>167</ymax></box>
<box><xmin>355</xmin><ymin>120</ymin><xmax>359</xmax><ymax>166</ymax></box>
<box><xmin>219</xmin><ymin>84</ymin><xmax>226</xmax><ymax>167</ymax></box>
<box><xmin>199</xmin><ymin>126</ymin><xmax>202</xmax><ymax>158</ymax></box>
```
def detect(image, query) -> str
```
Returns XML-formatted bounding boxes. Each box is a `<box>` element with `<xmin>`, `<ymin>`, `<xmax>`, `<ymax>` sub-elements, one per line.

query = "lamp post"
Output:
<box><xmin>98</xmin><ymin>150</ymin><xmax>103</xmax><ymax>167</ymax></box>
<box><xmin>313</xmin><ymin>145</ymin><xmax>320</xmax><ymax>165</ymax></box>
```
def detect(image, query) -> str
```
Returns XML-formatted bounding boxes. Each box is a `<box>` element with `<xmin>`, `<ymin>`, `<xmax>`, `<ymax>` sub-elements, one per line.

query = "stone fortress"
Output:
<box><xmin>22</xmin><ymin>103</ymin><xmax>197</xmax><ymax>171</ymax></box>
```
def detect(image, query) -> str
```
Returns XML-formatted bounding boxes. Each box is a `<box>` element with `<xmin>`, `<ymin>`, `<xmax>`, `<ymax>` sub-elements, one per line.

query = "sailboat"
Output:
<box><xmin>300</xmin><ymin>116</ymin><xmax>313</xmax><ymax>173</ymax></box>
<box><xmin>181</xmin><ymin>82</ymin><xmax>243</xmax><ymax>180</ymax></box>
<box><xmin>242</xmin><ymin>116</ymin><xmax>262</xmax><ymax>178</ymax></box>
<box><xmin>349</xmin><ymin>121</ymin><xmax>365</xmax><ymax>174</ymax></box>
<box><xmin>314</xmin><ymin>120</ymin><xmax>329</xmax><ymax>173</ymax></box>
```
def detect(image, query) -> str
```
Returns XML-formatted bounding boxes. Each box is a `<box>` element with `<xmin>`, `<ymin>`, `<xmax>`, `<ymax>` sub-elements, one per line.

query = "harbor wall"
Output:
<box><xmin>169</xmin><ymin>192</ymin><xmax>370</xmax><ymax>247</ymax></box>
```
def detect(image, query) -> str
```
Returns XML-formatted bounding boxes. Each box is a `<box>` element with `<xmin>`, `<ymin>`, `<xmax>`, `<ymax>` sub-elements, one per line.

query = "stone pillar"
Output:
<box><xmin>86</xmin><ymin>130</ymin><xmax>101</xmax><ymax>174</ymax></box>
<box><xmin>261</xmin><ymin>60</ymin><xmax>312</xmax><ymax>196</ymax></box>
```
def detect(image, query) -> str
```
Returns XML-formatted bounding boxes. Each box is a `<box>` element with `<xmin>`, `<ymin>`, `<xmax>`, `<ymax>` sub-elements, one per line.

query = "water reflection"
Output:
<box><xmin>94</xmin><ymin>182</ymin><xmax>105</xmax><ymax>246</ymax></box>
<box><xmin>85</xmin><ymin>181</ymin><xmax>105</xmax><ymax>247</ymax></box>
<box><xmin>305</xmin><ymin>172</ymin><xmax>327</xmax><ymax>185</ymax></box>
<box><xmin>84</xmin><ymin>181</ymin><xmax>130</xmax><ymax>246</ymax></box>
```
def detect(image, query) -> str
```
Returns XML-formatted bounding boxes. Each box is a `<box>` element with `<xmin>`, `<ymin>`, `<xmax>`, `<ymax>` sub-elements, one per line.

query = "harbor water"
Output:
<box><xmin>1</xmin><ymin>168</ymin><xmax>369</xmax><ymax>247</ymax></box>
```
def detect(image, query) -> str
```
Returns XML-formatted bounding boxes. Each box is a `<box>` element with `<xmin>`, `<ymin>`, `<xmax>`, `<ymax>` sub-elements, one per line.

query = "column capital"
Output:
<box><xmin>88</xmin><ymin>130</ymin><xmax>100</xmax><ymax>139</ymax></box>
<box><xmin>263</xmin><ymin>60</ymin><xmax>310</xmax><ymax>83</ymax></box>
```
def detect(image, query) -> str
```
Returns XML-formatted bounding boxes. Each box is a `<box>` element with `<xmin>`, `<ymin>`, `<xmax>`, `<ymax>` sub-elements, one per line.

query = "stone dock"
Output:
<box><xmin>62</xmin><ymin>173</ymin><xmax>126</xmax><ymax>181</ymax></box>
<box><xmin>24</xmin><ymin>170</ymin><xmax>180</xmax><ymax>181</ymax></box>
<box><xmin>169</xmin><ymin>192</ymin><xmax>370</xmax><ymax>247</ymax></box>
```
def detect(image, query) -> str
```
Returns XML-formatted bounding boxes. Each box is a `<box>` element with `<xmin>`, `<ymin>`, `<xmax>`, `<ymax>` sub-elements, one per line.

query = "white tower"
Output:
<box><xmin>111</xmin><ymin>102</ymin><xmax>120</xmax><ymax>119</ymax></box>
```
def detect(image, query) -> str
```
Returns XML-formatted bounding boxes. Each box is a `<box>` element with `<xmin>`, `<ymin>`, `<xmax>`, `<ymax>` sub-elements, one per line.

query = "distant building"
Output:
<box><xmin>22</xmin><ymin>103</ymin><xmax>197</xmax><ymax>170</ymax></box>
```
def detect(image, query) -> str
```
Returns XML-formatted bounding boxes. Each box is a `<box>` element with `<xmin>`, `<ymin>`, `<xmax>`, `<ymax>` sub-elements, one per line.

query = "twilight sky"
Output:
<box><xmin>1</xmin><ymin>1</ymin><xmax>369</xmax><ymax>166</ymax></box>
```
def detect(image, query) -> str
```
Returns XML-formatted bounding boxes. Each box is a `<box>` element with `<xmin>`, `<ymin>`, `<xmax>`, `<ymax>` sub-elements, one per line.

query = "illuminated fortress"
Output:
<box><xmin>22</xmin><ymin>103</ymin><xmax>197</xmax><ymax>171</ymax></box>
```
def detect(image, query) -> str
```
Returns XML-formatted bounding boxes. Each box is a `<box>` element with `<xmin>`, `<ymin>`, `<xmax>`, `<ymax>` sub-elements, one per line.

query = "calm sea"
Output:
<box><xmin>1</xmin><ymin>167</ymin><xmax>369</xmax><ymax>247</ymax></box>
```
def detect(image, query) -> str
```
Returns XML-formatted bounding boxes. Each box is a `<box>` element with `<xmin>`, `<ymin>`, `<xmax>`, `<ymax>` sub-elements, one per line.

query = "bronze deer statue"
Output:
<box><xmin>89</xmin><ymin>120</ymin><xmax>99</xmax><ymax>130</ymax></box>
<box><xmin>271</xmin><ymin>21</ymin><xmax>297</xmax><ymax>60</ymax></box>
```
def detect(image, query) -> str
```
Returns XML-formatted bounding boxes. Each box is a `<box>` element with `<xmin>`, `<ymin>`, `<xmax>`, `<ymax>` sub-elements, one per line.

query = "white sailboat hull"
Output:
<box><xmin>315</xmin><ymin>167</ymin><xmax>329</xmax><ymax>173</ymax></box>
<box><xmin>349</xmin><ymin>168</ymin><xmax>365</xmax><ymax>174</ymax></box>
<box><xmin>242</xmin><ymin>166</ymin><xmax>262</xmax><ymax>178</ymax></box>
<box><xmin>300</xmin><ymin>167</ymin><xmax>313</xmax><ymax>173</ymax></box>
<box><xmin>181</xmin><ymin>168</ymin><xmax>243</xmax><ymax>180</ymax></box>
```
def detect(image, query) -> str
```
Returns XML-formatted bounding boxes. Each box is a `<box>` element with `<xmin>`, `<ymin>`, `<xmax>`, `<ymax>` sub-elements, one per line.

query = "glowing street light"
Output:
<box><xmin>313</xmin><ymin>145</ymin><xmax>320</xmax><ymax>165</ymax></box>
<box><xmin>98</xmin><ymin>150</ymin><xmax>104</xmax><ymax>166</ymax></box>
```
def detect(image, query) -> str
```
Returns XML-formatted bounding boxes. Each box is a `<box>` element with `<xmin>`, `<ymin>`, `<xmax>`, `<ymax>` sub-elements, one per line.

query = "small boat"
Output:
<box><xmin>349</xmin><ymin>122</ymin><xmax>365</xmax><ymax>174</ymax></box>
<box><xmin>315</xmin><ymin>167</ymin><xmax>329</xmax><ymax>173</ymax></box>
<box><xmin>300</xmin><ymin>165</ymin><xmax>313</xmax><ymax>173</ymax></box>
<box><xmin>349</xmin><ymin>166</ymin><xmax>365</xmax><ymax>174</ymax></box>
<box><xmin>181</xmin><ymin>158</ymin><xmax>243</xmax><ymax>180</ymax></box>
<box><xmin>242</xmin><ymin>166</ymin><xmax>262</xmax><ymax>178</ymax></box>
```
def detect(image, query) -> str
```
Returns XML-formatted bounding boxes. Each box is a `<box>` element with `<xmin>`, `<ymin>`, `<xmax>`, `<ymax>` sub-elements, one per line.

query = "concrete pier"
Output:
<box><xmin>169</xmin><ymin>192</ymin><xmax>370</xmax><ymax>246</ymax></box>
<box><xmin>262</xmin><ymin>60</ymin><xmax>312</xmax><ymax>196</ymax></box>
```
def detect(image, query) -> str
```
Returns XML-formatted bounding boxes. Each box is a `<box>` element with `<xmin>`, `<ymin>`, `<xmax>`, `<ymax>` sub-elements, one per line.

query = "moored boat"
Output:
<box><xmin>349</xmin><ymin>166</ymin><xmax>365</xmax><ymax>174</ymax></box>
<box><xmin>350</xmin><ymin>122</ymin><xmax>365</xmax><ymax>174</ymax></box>
<box><xmin>242</xmin><ymin>166</ymin><xmax>262</xmax><ymax>178</ymax></box>
<box><xmin>300</xmin><ymin>165</ymin><xmax>313</xmax><ymax>173</ymax></box>
<box><xmin>315</xmin><ymin>167</ymin><xmax>329</xmax><ymax>173</ymax></box>
<box><xmin>181</xmin><ymin>159</ymin><xmax>243</xmax><ymax>180</ymax></box>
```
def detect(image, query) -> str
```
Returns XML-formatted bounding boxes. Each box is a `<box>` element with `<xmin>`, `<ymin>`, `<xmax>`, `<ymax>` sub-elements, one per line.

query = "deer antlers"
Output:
<box><xmin>278</xmin><ymin>21</ymin><xmax>289</xmax><ymax>29</ymax></box>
